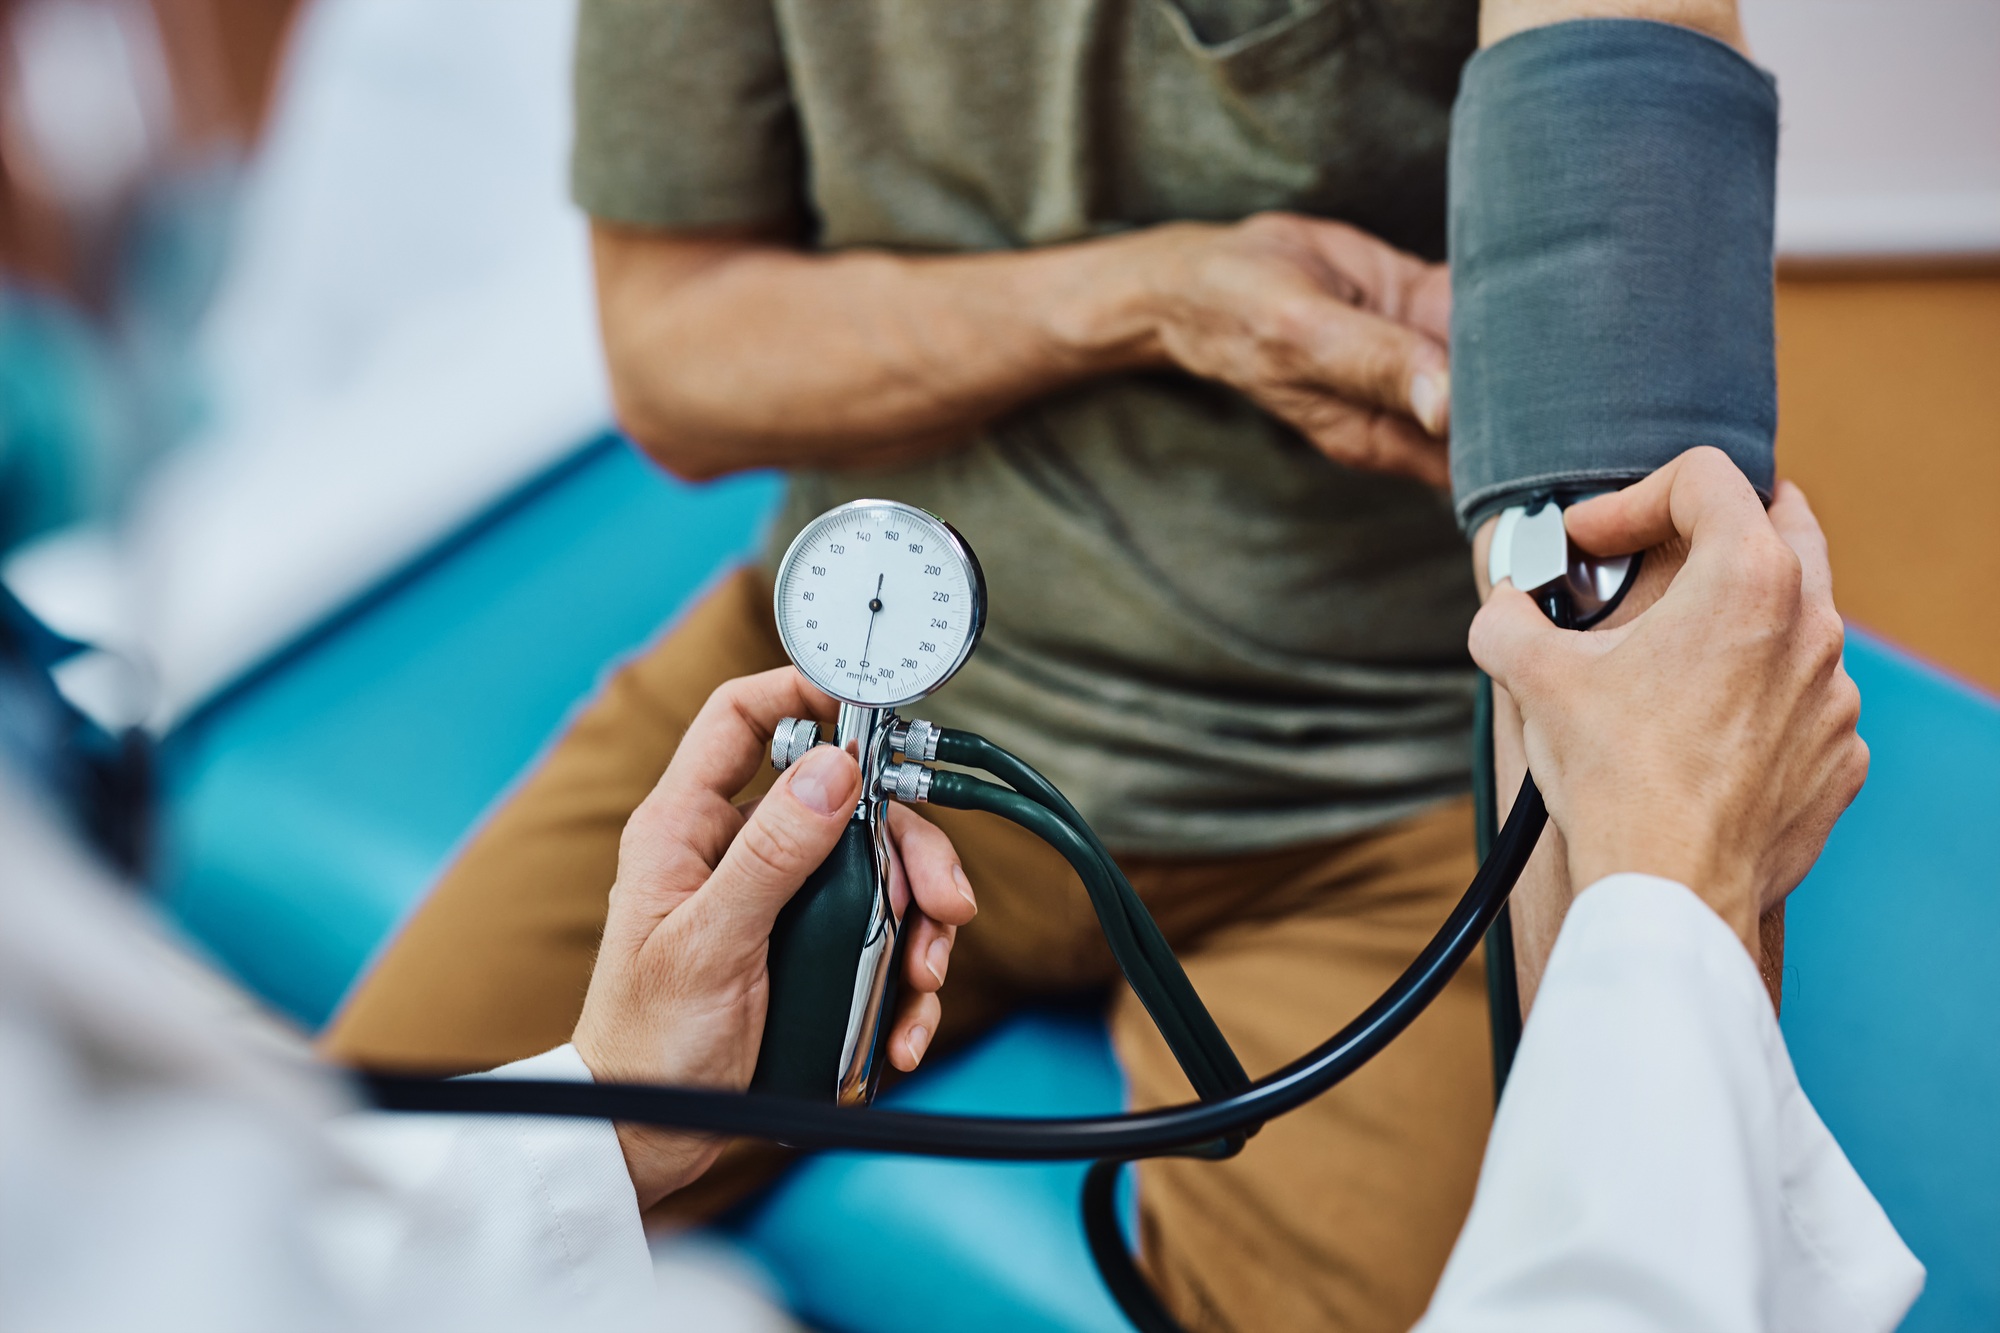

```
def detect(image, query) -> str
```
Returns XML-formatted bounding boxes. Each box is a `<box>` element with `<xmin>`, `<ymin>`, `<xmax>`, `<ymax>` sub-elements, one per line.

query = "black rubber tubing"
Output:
<box><xmin>1475</xmin><ymin>671</ymin><xmax>1525</xmax><ymax>1099</ymax></box>
<box><xmin>924</xmin><ymin>768</ymin><xmax>1248</xmax><ymax>1106</ymax></box>
<box><xmin>934</xmin><ymin>732</ymin><xmax>1251</xmax><ymax>1100</ymax></box>
<box><xmin>358</xmin><ymin>772</ymin><xmax>1548</xmax><ymax>1160</ymax></box>
<box><xmin>1083</xmin><ymin>1158</ymin><xmax>1187</xmax><ymax>1333</ymax></box>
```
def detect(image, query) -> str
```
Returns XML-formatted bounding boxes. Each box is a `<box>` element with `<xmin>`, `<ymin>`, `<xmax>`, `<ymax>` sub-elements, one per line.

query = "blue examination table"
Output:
<box><xmin>156</xmin><ymin>436</ymin><xmax>2000</xmax><ymax>1333</ymax></box>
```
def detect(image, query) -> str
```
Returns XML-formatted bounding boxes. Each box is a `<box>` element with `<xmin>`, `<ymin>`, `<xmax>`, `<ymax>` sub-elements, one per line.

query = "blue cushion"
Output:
<box><xmin>726</xmin><ymin>1011</ymin><xmax>1133</xmax><ymax>1333</ymax></box>
<box><xmin>1779</xmin><ymin>635</ymin><xmax>2000</xmax><ymax>1333</ymax></box>
<box><xmin>158</xmin><ymin>436</ymin><xmax>781</xmax><ymax>1025</ymax></box>
<box><xmin>158</xmin><ymin>443</ymin><xmax>1999</xmax><ymax>1332</ymax></box>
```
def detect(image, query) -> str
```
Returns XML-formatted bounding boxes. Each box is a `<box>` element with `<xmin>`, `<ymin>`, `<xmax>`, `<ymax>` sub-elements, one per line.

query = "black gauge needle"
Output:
<box><xmin>858</xmin><ymin>574</ymin><xmax>884</xmax><ymax>672</ymax></box>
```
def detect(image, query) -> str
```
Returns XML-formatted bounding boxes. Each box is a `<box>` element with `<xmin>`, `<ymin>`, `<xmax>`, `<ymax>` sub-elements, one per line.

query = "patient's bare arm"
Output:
<box><xmin>591</xmin><ymin>213</ymin><xmax>1455</xmax><ymax>485</ymax></box>
<box><xmin>1480</xmin><ymin>0</ymin><xmax>1744</xmax><ymax>49</ymax></box>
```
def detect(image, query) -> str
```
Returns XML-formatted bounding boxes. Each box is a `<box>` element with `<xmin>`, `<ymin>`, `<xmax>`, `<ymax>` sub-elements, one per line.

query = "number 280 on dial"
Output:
<box><xmin>772</xmin><ymin>499</ymin><xmax>987</xmax><ymax>709</ymax></box>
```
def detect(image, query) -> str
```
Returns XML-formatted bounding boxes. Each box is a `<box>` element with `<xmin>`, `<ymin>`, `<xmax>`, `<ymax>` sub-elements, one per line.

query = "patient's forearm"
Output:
<box><xmin>1479</xmin><ymin>0</ymin><xmax>1744</xmax><ymax>48</ymax></box>
<box><xmin>592</xmin><ymin>222</ymin><xmax>1164</xmax><ymax>480</ymax></box>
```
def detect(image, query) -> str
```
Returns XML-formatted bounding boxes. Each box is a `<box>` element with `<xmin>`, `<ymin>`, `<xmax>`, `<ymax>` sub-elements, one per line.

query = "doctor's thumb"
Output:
<box><xmin>1468</xmin><ymin>586</ymin><xmax>1566</xmax><ymax>699</ymax></box>
<box><xmin>705</xmin><ymin>745</ymin><xmax>859</xmax><ymax>936</ymax></box>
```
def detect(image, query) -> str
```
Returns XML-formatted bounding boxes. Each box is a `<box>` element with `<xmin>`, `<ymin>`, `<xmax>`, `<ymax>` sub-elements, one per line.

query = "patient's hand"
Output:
<box><xmin>1129</xmin><ymin>212</ymin><xmax>1454</xmax><ymax>485</ymax></box>
<box><xmin>572</xmin><ymin>668</ymin><xmax>978</xmax><ymax>1209</ymax></box>
<box><xmin>1471</xmin><ymin>449</ymin><xmax>1866</xmax><ymax>973</ymax></box>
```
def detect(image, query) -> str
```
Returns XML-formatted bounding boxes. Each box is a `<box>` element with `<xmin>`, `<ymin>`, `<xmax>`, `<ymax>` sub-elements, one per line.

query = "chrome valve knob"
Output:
<box><xmin>770</xmin><ymin>716</ymin><xmax>821</xmax><ymax>771</ymax></box>
<box><xmin>877</xmin><ymin>762</ymin><xmax>933</xmax><ymax>804</ymax></box>
<box><xmin>890</xmin><ymin>717</ymin><xmax>941</xmax><ymax>763</ymax></box>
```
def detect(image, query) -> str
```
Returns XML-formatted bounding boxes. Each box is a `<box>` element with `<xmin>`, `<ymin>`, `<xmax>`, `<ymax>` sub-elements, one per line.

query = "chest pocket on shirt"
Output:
<box><xmin>1129</xmin><ymin>0</ymin><xmax>1473</xmax><ymax>257</ymax></box>
<box><xmin>1152</xmin><ymin>0</ymin><xmax>1359</xmax><ymax>85</ymax></box>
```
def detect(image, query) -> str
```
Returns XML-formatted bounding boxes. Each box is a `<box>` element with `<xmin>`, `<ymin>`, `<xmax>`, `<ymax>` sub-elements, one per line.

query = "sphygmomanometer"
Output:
<box><xmin>3</xmin><ymin>19</ymin><xmax>1778</xmax><ymax>1333</ymax></box>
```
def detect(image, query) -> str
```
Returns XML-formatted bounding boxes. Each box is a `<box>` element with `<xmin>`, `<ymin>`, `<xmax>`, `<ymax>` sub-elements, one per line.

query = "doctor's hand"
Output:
<box><xmin>1122</xmin><ymin>211</ymin><xmax>1453</xmax><ymax>485</ymax></box>
<box><xmin>572</xmin><ymin>668</ymin><xmax>978</xmax><ymax>1209</ymax></box>
<box><xmin>1469</xmin><ymin>448</ymin><xmax>1866</xmax><ymax>960</ymax></box>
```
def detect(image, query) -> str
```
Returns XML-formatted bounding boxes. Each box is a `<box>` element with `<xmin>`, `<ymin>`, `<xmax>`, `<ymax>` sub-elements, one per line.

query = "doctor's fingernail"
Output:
<box><xmin>926</xmin><ymin>936</ymin><xmax>951</xmax><ymax>984</ymax></box>
<box><xmin>952</xmin><ymin>864</ymin><xmax>977</xmax><ymax>910</ymax></box>
<box><xmin>789</xmin><ymin>746</ymin><xmax>849</xmax><ymax>816</ymax></box>
<box><xmin>1411</xmin><ymin>369</ymin><xmax>1450</xmax><ymax>437</ymax></box>
<box><xmin>908</xmin><ymin>1025</ymin><xmax>932</xmax><ymax>1064</ymax></box>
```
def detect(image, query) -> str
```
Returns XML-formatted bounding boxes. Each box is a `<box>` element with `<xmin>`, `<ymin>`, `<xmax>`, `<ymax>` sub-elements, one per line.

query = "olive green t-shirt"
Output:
<box><xmin>573</xmin><ymin>0</ymin><xmax>1483</xmax><ymax>854</ymax></box>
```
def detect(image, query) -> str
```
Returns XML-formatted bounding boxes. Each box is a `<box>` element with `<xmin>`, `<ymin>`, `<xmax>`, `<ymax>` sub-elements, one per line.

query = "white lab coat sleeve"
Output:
<box><xmin>0</xmin><ymin>766</ymin><xmax>785</xmax><ymax>1331</ymax></box>
<box><xmin>1416</xmin><ymin>873</ymin><xmax>1923</xmax><ymax>1333</ymax></box>
<box><xmin>325</xmin><ymin>1044</ymin><xmax>658</xmax><ymax>1329</ymax></box>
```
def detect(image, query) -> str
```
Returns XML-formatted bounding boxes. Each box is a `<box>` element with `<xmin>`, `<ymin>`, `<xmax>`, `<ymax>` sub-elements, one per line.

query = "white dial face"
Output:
<box><xmin>774</xmin><ymin>501</ymin><xmax>982</xmax><ymax>708</ymax></box>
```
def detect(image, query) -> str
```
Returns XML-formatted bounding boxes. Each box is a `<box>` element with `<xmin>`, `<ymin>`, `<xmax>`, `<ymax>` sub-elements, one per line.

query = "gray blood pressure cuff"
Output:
<box><xmin>1447</xmin><ymin>19</ymin><xmax>1779</xmax><ymax>534</ymax></box>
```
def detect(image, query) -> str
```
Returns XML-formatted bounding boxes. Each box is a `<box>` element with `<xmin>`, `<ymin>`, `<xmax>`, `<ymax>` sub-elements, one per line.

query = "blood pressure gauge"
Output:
<box><xmin>757</xmin><ymin>499</ymin><xmax>984</xmax><ymax>1106</ymax></box>
<box><xmin>773</xmin><ymin>499</ymin><xmax>986</xmax><ymax>709</ymax></box>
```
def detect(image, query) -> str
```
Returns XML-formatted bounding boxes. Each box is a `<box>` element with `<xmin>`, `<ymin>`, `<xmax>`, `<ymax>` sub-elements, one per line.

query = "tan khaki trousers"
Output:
<box><xmin>324</xmin><ymin>568</ymin><xmax>1494</xmax><ymax>1333</ymax></box>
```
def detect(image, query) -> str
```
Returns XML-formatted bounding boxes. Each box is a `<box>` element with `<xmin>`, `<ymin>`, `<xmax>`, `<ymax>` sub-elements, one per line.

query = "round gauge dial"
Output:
<box><xmin>773</xmin><ymin>499</ymin><xmax>986</xmax><ymax>709</ymax></box>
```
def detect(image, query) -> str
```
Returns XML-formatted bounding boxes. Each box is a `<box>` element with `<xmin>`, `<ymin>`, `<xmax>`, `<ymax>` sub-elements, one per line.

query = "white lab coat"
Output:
<box><xmin>0</xmin><ymin>766</ymin><xmax>1921</xmax><ymax>1331</ymax></box>
<box><xmin>0</xmin><ymin>770</ymin><xmax>790</xmax><ymax>1333</ymax></box>
<box><xmin>1419</xmin><ymin>873</ymin><xmax>1925</xmax><ymax>1332</ymax></box>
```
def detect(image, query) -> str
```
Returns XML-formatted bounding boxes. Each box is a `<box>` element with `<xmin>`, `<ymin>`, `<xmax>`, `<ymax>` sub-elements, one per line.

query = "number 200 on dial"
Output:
<box><xmin>773</xmin><ymin>499</ymin><xmax>986</xmax><ymax>709</ymax></box>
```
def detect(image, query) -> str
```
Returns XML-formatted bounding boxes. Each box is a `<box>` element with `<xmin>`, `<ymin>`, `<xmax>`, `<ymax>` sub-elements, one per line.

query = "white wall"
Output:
<box><xmin>1745</xmin><ymin>0</ymin><xmax>2000</xmax><ymax>259</ymax></box>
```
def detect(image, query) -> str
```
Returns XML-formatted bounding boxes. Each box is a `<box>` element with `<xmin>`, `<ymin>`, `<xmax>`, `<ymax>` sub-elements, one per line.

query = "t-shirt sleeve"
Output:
<box><xmin>570</xmin><ymin>0</ymin><xmax>802</xmax><ymax>230</ymax></box>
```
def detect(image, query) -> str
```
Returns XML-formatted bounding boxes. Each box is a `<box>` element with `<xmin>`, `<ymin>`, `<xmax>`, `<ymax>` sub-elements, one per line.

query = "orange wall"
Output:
<box><xmin>1774</xmin><ymin>271</ymin><xmax>2000</xmax><ymax>696</ymax></box>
